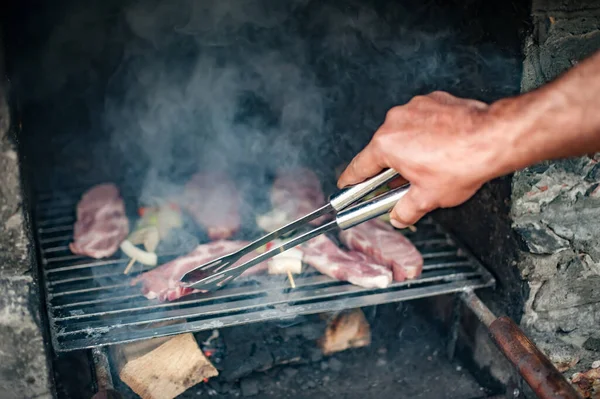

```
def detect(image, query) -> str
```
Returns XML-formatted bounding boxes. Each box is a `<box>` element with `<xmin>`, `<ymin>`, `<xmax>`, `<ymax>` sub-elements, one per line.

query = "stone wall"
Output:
<box><xmin>0</xmin><ymin>29</ymin><xmax>53</xmax><ymax>398</ymax></box>
<box><xmin>513</xmin><ymin>0</ymin><xmax>600</xmax><ymax>376</ymax></box>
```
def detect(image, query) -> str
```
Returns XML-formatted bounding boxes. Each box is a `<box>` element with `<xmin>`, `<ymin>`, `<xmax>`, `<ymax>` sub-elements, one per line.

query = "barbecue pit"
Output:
<box><xmin>1</xmin><ymin>0</ymin><xmax>599</xmax><ymax>398</ymax></box>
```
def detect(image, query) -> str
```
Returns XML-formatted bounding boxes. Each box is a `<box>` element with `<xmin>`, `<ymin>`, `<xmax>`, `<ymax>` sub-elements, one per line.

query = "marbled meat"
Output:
<box><xmin>181</xmin><ymin>172</ymin><xmax>241</xmax><ymax>240</ymax></box>
<box><xmin>339</xmin><ymin>219</ymin><xmax>423</xmax><ymax>280</ymax></box>
<box><xmin>130</xmin><ymin>240</ymin><xmax>268</xmax><ymax>302</ymax></box>
<box><xmin>69</xmin><ymin>183</ymin><xmax>129</xmax><ymax>259</ymax></box>
<box><xmin>302</xmin><ymin>235</ymin><xmax>392</xmax><ymax>288</ymax></box>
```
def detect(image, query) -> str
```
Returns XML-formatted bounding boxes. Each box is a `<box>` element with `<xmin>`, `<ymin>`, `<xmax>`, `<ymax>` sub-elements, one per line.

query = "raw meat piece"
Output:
<box><xmin>181</xmin><ymin>172</ymin><xmax>240</xmax><ymax>240</ymax></box>
<box><xmin>339</xmin><ymin>219</ymin><xmax>423</xmax><ymax>281</ymax></box>
<box><xmin>131</xmin><ymin>240</ymin><xmax>268</xmax><ymax>302</ymax></box>
<box><xmin>270</xmin><ymin>168</ymin><xmax>331</xmax><ymax>226</ymax></box>
<box><xmin>69</xmin><ymin>183</ymin><xmax>129</xmax><ymax>259</ymax></box>
<box><xmin>302</xmin><ymin>235</ymin><xmax>392</xmax><ymax>289</ymax></box>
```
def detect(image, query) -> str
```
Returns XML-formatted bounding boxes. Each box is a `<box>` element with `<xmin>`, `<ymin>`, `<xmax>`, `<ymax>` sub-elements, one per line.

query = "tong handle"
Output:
<box><xmin>329</xmin><ymin>168</ymin><xmax>399</xmax><ymax>211</ymax></box>
<box><xmin>336</xmin><ymin>183</ymin><xmax>410</xmax><ymax>230</ymax></box>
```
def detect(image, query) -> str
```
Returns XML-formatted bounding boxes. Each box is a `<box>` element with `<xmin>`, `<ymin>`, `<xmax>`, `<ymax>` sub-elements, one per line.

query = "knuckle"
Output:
<box><xmin>430</xmin><ymin>90</ymin><xmax>451</xmax><ymax>100</ymax></box>
<box><xmin>429</xmin><ymin>90</ymin><xmax>447</xmax><ymax>97</ymax></box>
<box><xmin>410</xmin><ymin>94</ymin><xmax>440</xmax><ymax>106</ymax></box>
<box><xmin>385</xmin><ymin>106</ymin><xmax>403</xmax><ymax>121</ymax></box>
<box><xmin>408</xmin><ymin>95</ymin><xmax>427</xmax><ymax>105</ymax></box>
<box><xmin>371</xmin><ymin>132</ymin><xmax>390</xmax><ymax>154</ymax></box>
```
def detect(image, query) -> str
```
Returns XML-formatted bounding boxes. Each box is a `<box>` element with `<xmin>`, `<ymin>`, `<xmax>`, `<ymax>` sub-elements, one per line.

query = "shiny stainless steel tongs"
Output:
<box><xmin>180</xmin><ymin>168</ymin><xmax>408</xmax><ymax>292</ymax></box>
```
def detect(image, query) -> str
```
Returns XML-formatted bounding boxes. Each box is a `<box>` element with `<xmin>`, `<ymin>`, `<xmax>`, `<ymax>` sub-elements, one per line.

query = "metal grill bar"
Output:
<box><xmin>34</xmin><ymin>188</ymin><xmax>495</xmax><ymax>352</ymax></box>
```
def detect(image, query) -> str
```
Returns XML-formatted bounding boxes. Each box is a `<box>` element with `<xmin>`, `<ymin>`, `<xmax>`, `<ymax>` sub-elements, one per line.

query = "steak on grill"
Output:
<box><xmin>181</xmin><ymin>172</ymin><xmax>241</xmax><ymax>240</ymax></box>
<box><xmin>302</xmin><ymin>235</ymin><xmax>393</xmax><ymax>288</ymax></box>
<box><xmin>131</xmin><ymin>240</ymin><xmax>268</xmax><ymax>302</ymax></box>
<box><xmin>339</xmin><ymin>219</ymin><xmax>423</xmax><ymax>280</ymax></box>
<box><xmin>69</xmin><ymin>183</ymin><xmax>129</xmax><ymax>259</ymax></box>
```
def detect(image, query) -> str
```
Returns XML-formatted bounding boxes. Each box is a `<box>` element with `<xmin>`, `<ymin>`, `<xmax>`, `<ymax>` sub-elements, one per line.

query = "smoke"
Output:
<box><xmin>16</xmin><ymin>0</ymin><xmax>522</xmax><ymax>196</ymax></box>
<box><xmin>102</xmin><ymin>0</ymin><xmax>329</xmax><ymax>205</ymax></box>
<box><xmin>6</xmin><ymin>0</ymin><xmax>525</xmax><ymax>334</ymax></box>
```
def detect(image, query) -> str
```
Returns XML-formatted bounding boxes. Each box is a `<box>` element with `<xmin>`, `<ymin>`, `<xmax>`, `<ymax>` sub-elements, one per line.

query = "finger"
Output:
<box><xmin>337</xmin><ymin>141</ymin><xmax>387</xmax><ymax>188</ymax></box>
<box><xmin>388</xmin><ymin>188</ymin><xmax>430</xmax><ymax>228</ymax></box>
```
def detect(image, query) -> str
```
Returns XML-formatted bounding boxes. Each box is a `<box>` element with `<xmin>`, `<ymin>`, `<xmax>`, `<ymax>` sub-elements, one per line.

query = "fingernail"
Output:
<box><xmin>390</xmin><ymin>219</ymin><xmax>407</xmax><ymax>229</ymax></box>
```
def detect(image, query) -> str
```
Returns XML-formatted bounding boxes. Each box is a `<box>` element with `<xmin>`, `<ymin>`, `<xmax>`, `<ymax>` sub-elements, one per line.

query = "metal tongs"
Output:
<box><xmin>180</xmin><ymin>168</ymin><xmax>408</xmax><ymax>292</ymax></box>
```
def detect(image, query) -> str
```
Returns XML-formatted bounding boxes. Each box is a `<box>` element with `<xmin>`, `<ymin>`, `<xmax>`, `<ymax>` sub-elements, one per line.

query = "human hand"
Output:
<box><xmin>338</xmin><ymin>91</ymin><xmax>508</xmax><ymax>228</ymax></box>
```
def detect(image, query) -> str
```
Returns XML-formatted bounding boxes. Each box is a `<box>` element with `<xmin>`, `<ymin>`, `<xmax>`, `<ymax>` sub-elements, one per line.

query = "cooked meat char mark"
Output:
<box><xmin>69</xmin><ymin>183</ymin><xmax>129</xmax><ymax>259</ymax></box>
<box><xmin>130</xmin><ymin>240</ymin><xmax>268</xmax><ymax>302</ymax></box>
<box><xmin>339</xmin><ymin>219</ymin><xmax>423</xmax><ymax>280</ymax></box>
<box><xmin>181</xmin><ymin>172</ymin><xmax>241</xmax><ymax>240</ymax></box>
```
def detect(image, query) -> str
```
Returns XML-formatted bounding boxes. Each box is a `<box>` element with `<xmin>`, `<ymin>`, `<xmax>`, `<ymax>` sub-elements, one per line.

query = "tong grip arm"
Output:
<box><xmin>329</xmin><ymin>168</ymin><xmax>399</xmax><ymax>211</ymax></box>
<box><xmin>335</xmin><ymin>183</ymin><xmax>410</xmax><ymax>230</ymax></box>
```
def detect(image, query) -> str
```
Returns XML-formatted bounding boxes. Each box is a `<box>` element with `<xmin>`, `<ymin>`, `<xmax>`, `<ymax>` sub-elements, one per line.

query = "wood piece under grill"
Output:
<box><xmin>339</xmin><ymin>219</ymin><xmax>423</xmax><ymax>281</ymax></box>
<box><xmin>181</xmin><ymin>171</ymin><xmax>240</xmax><ymax>240</ymax></box>
<box><xmin>319</xmin><ymin>309</ymin><xmax>371</xmax><ymax>355</ymax></box>
<box><xmin>69</xmin><ymin>183</ymin><xmax>129</xmax><ymax>259</ymax></box>
<box><xmin>112</xmin><ymin>333</ymin><xmax>217</xmax><ymax>399</ymax></box>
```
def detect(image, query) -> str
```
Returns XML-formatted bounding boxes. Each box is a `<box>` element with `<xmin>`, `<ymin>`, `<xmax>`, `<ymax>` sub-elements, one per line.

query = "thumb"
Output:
<box><xmin>389</xmin><ymin>187</ymin><xmax>430</xmax><ymax>229</ymax></box>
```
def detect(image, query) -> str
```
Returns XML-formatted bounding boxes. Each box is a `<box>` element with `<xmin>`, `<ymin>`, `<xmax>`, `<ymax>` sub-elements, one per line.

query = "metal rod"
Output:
<box><xmin>446</xmin><ymin>294</ymin><xmax>461</xmax><ymax>361</ymax></box>
<box><xmin>460</xmin><ymin>289</ymin><xmax>496</xmax><ymax>327</ymax></box>
<box><xmin>91</xmin><ymin>347</ymin><xmax>114</xmax><ymax>391</ymax></box>
<box><xmin>90</xmin><ymin>347</ymin><xmax>123</xmax><ymax>399</ymax></box>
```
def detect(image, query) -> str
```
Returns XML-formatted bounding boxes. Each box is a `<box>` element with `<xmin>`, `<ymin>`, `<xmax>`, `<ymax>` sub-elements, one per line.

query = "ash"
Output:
<box><xmin>113</xmin><ymin>303</ymin><xmax>489</xmax><ymax>399</ymax></box>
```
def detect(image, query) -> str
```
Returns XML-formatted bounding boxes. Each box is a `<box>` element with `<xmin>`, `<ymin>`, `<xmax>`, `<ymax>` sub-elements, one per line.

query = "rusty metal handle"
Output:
<box><xmin>489</xmin><ymin>317</ymin><xmax>581</xmax><ymax>399</ymax></box>
<box><xmin>460</xmin><ymin>290</ymin><xmax>581</xmax><ymax>399</ymax></box>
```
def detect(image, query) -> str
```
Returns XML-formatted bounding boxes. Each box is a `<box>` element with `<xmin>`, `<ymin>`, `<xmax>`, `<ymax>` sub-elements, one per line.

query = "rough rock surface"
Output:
<box><xmin>513</xmin><ymin>0</ymin><xmax>600</xmax><ymax>378</ymax></box>
<box><xmin>0</xmin><ymin>31</ymin><xmax>53</xmax><ymax>399</ymax></box>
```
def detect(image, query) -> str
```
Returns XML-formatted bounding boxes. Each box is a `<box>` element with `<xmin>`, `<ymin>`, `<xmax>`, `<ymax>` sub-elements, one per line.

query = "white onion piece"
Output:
<box><xmin>256</xmin><ymin>209</ymin><xmax>289</xmax><ymax>232</ymax></box>
<box><xmin>267</xmin><ymin>247</ymin><xmax>303</xmax><ymax>275</ymax></box>
<box><xmin>120</xmin><ymin>240</ymin><xmax>158</xmax><ymax>266</ymax></box>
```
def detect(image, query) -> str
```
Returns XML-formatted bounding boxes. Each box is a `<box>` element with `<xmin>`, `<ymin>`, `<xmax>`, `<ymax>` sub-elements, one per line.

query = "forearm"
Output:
<box><xmin>489</xmin><ymin>50</ymin><xmax>600</xmax><ymax>177</ymax></box>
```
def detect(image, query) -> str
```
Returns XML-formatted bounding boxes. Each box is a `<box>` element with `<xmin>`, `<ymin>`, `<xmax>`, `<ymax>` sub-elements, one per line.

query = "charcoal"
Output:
<box><xmin>240</xmin><ymin>378</ymin><xmax>259</xmax><ymax>397</ymax></box>
<box><xmin>271</xmin><ymin>340</ymin><xmax>304</xmax><ymax>365</ymax></box>
<box><xmin>220</xmin><ymin>382</ymin><xmax>234</xmax><ymax>394</ymax></box>
<box><xmin>307</xmin><ymin>347</ymin><xmax>323</xmax><ymax>363</ymax></box>
<box><xmin>282</xmin><ymin>367</ymin><xmax>299</xmax><ymax>378</ymax></box>
<box><xmin>328</xmin><ymin>358</ymin><xmax>343</xmax><ymax>372</ymax></box>
<box><xmin>207</xmin><ymin>381</ymin><xmax>222</xmax><ymax>393</ymax></box>
<box><xmin>221</xmin><ymin>347</ymin><xmax>273</xmax><ymax>381</ymax></box>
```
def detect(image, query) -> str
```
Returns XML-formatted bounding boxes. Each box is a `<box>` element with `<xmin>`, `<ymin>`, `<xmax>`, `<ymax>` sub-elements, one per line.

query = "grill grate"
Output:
<box><xmin>34</xmin><ymin>188</ymin><xmax>495</xmax><ymax>352</ymax></box>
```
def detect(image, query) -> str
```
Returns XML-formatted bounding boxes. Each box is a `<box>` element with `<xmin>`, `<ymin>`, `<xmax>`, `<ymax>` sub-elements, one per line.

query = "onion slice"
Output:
<box><xmin>120</xmin><ymin>240</ymin><xmax>158</xmax><ymax>266</ymax></box>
